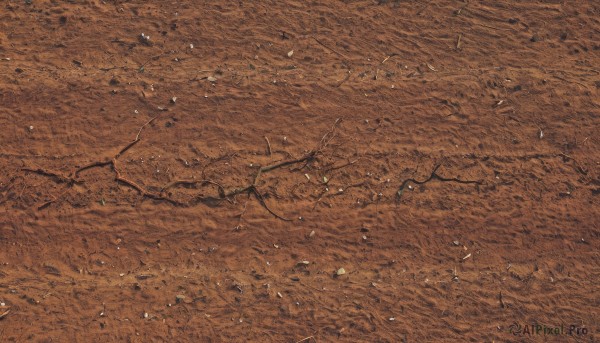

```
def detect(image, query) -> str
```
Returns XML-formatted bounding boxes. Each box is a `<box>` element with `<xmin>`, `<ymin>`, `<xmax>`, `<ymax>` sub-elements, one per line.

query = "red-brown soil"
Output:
<box><xmin>1</xmin><ymin>1</ymin><xmax>599</xmax><ymax>342</ymax></box>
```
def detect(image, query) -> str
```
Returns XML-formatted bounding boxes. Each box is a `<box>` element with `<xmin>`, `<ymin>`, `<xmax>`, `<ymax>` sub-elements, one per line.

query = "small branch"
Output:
<box><xmin>311</xmin><ymin>36</ymin><xmax>347</xmax><ymax>60</ymax></box>
<box><xmin>74</xmin><ymin>160</ymin><xmax>112</xmax><ymax>177</ymax></box>
<box><xmin>251</xmin><ymin>188</ymin><xmax>292</xmax><ymax>221</ymax></box>
<box><xmin>325</xmin><ymin>159</ymin><xmax>359</xmax><ymax>172</ymax></box>
<box><xmin>116</xmin><ymin>115</ymin><xmax>161</xmax><ymax>158</ymax></box>
<box><xmin>397</xmin><ymin>163</ymin><xmax>482</xmax><ymax>199</ymax></box>
<box><xmin>295</xmin><ymin>336</ymin><xmax>315</xmax><ymax>343</ymax></box>
<box><xmin>21</xmin><ymin>167</ymin><xmax>77</xmax><ymax>184</ymax></box>
<box><xmin>160</xmin><ymin>179</ymin><xmax>226</xmax><ymax>197</ymax></box>
<box><xmin>264</xmin><ymin>136</ymin><xmax>272</xmax><ymax>156</ymax></box>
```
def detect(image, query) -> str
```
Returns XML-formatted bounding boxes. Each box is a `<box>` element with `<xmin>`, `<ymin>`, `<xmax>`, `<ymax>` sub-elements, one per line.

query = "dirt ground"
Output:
<box><xmin>0</xmin><ymin>0</ymin><xmax>599</xmax><ymax>342</ymax></box>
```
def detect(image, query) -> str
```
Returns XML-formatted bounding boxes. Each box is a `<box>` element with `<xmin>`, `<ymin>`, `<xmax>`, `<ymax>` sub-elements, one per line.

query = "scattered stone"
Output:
<box><xmin>139</xmin><ymin>33</ymin><xmax>151</xmax><ymax>45</ymax></box>
<box><xmin>309</xmin><ymin>230</ymin><xmax>315</xmax><ymax>238</ymax></box>
<box><xmin>336</xmin><ymin>267</ymin><xmax>346</xmax><ymax>276</ymax></box>
<box><xmin>287</xmin><ymin>50</ymin><xmax>294</xmax><ymax>58</ymax></box>
<box><xmin>207</xmin><ymin>76</ymin><xmax>217</xmax><ymax>82</ymax></box>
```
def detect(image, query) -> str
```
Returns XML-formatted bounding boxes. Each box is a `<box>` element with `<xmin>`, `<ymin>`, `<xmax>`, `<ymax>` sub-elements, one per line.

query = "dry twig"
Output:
<box><xmin>397</xmin><ymin>162</ymin><xmax>482</xmax><ymax>199</ymax></box>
